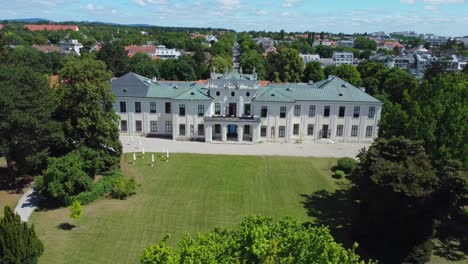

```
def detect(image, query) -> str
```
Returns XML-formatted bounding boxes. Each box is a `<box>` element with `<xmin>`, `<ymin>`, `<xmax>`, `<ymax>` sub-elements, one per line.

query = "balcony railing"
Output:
<box><xmin>205</xmin><ymin>115</ymin><xmax>260</xmax><ymax>122</ymax></box>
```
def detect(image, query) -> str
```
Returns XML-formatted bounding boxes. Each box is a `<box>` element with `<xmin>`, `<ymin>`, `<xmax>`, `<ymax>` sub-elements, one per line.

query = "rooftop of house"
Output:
<box><xmin>32</xmin><ymin>45</ymin><xmax>63</xmax><ymax>53</ymax></box>
<box><xmin>125</xmin><ymin>45</ymin><xmax>157</xmax><ymax>54</ymax></box>
<box><xmin>24</xmin><ymin>24</ymin><xmax>79</xmax><ymax>31</ymax></box>
<box><xmin>0</xmin><ymin>24</ymin><xmax>3</xmax><ymax>30</ymax></box>
<box><xmin>111</xmin><ymin>72</ymin><xmax>382</xmax><ymax>104</ymax></box>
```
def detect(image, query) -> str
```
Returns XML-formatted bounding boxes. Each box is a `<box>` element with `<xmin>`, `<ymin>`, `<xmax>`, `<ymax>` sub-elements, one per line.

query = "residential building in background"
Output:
<box><xmin>155</xmin><ymin>45</ymin><xmax>181</xmax><ymax>59</ymax></box>
<box><xmin>300</xmin><ymin>54</ymin><xmax>320</xmax><ymax>64</ymax></box>
<box><xmin>111</xmin><ymin>70</ymin><xmax>382</xmax><ymax>144</ymax></box>
<box><xmin>125</xmin><ymin>45</ymin><xmax>157</xmax><ymax>58</ymax></box>
<box><xmin>332</xmin><ymin>51</ymin><xmax>354</xmax><ymax>66</ymax></box>
<box><xmin>337</xmin><ymin>40</ymin><xmax>354</xmax><ymax>48</ymax></box>
<box><xmin>59</xmin><ymin>39</ymin><xmax>83</xmax><ymax>55</ymax></box>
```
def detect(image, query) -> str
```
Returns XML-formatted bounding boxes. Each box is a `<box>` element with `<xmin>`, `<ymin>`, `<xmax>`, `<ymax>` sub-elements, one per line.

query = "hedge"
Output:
<box><xmin>334</xmin><ymin>170</ymin><xmax>345</xmax><ymax>179</ymax></box>
<box><xmin>64</xmin><ymin>169</ymin><xmax>122</xmax><ymax>206</ymax></box>
<box><xmin>337</xmin><ymin>157</ymin><xmax>357</xmax><ymax>174</ymax></box>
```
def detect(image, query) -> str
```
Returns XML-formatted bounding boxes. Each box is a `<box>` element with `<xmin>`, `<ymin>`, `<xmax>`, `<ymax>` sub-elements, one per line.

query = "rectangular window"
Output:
<box><xmin>293</xmin><ymin>124</ymin><xmax>299</xmax><ymax>135</ymax></box>
<box><xmin>165</xmin><ymin>121</ymin><xmax>172</xmax><ymax>132</ymax></box>
<box><xmin>280</xmin><ymin>106</ymin><xmax>286</xmax><ymax>118</ymax></box>
<box><xmin>179</xmin><ymin>104</ymin><xmax>185</xmax><ymax>116</ymax></box>
<box><xmin>190</xmin><ymin>125</ymin><xmax>194</xmax><ymax>136</ymax></box>
<box><xmin>150</xmin><ymin>121</ymin><xmax>157</xmax><ymax>132</ymax></box>
<box><xmin>307</xmin><ymin>124</ymin><xmax>314</xmax><ymax>135</ymax></box>
<box><xmin>244</xmin><ymin>125</ymin><xmax>251</xmax><ymax>135</ymax></box>
<box><xmin>261</xmin><ymin>126</ymin><xmax>267</xmax><ymax>137</ymax></box>
<box><xmin>135</xmin><ymin>120</ymin><xmax>142</xmax><ymax>132</ymax></box>
<box><xmin>309</xmin><ymin>105</ymin><xmax>316</xmax><ymax>117</ymax></box>
<box><xmin>150</xmin><ymin>102</ymin><xmax>157</xmax><ymax>113</ymax></box>
<box><xmin>368</xmin><ymin>107</ymin><xmax>375</xmax><ymax>119</ymax></box>
<box><xmin>261</xmin><ymin>106</ymin><xmax>268</xmax><ymax>117</ymax></box>
<box><xmin>179</xmin><ymin>124</ymin><xmax>186</xmax><ymax>136</ymax></box>
<box><xmin>279</xmin><ymin>126</ymin><xmax>285</xmax><ymax>138</ymax></box>
<box><xmin>366</xmin><ymin>126</ymin><xmax>373</xmax><ymax>137</ymax></box>
<box><xmin>294</xmin><ymin>105</ymin><xmax>301</xmax><ymax>116</ymax></box>
<box><xmin>244</xmin><ymin>104</ymin><xmax>251</xmax><ymax>116</ymax></box>
<box><xmin>215</xmin><ymin>124</ymin><xmax>221</xmax><ymax>134</ymax></box>
<box><xmin>120</xmin><ymin>101</ymin><xmax>126</xmax><ymax>113</ymax></box>
<box><xmin>336</xmin><ymin>125</ymin><xmax>343</xmax><ymax>136</ymax></box>
<box><xmin>353</xmin><ymin>106</ymin><xmax>360</xmax><ymax>118</ymax></box>
<box><xmin>198</xmin><ymin>105</ymin><xmax>204</xmax><ymax>116</ymax></box>
<box><xmin>324</xmin><ymin>106</ymin><xmax>330</xmax><ymax>117</ymax></box>
<box><xmin>215</xmin><ymin>103</ymin><xmax>221</xmax><ymax>115</ymax></box>
<box><xmin>339</xmin><ymin>106</ymin><xmax>345</xmax><ymax>118</ymax></box>
<box><xmin>135</xmin><ymin>102</ymin><xmax>141</xmax><ymax>113</ymax></box>
<box><xmin>351</xmin><ymin>125</ymin><xmax>358</xmax><ymax>137</ymax></box>
<box><xmin>198</xmin><ymin>124</ymin><xmax>204</xmax><ymax>136</ymax></box>
<box><xmin>120</xmin><ymin>120</ymin><xmax>127</xmax><ymax>132</ymax></box>
<box><xmin>165</xmin><ymin>102</ymin><xmax>171</xmax><ymax>114</ymax></box>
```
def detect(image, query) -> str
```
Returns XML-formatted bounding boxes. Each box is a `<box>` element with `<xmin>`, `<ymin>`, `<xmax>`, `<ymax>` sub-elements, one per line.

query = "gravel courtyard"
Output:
<box><xmin>121</xmin><ymin>135</ymin><xmax>370</xmax><ymax>158</ymax></box>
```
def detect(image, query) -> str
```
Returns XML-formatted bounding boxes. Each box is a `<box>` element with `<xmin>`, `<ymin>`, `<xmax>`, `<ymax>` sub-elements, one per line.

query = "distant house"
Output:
<box><xmin>155</xmin><ymin>45</ymin><xmax>181</xmax><ymax>59</ymax></box>
<box><xmin>332</xmin><ymin>51</ymin><xmax>354</xmax><ymax>66</ymax></box>
<box><xmin>24</xmin><ymin>24</ymin><xmax>79</xmax><ymax>31</ymax></box>
<box><xmin>125</xmin><ymin>45</ymin><xmax>157</xmax><ymax>58</ymax></box>
<box><xmin>379</xmin><ymin>41</ymin><xmax>404</xmax><ymax>51</ymax></box>
<box><xmin>337</xmin><ymin>40</ymin><xmax>354</xmax><ymax>48</ymax></box>
<box><xmin>0</xmin><ymin>24</ymin><xmax>3</xmax><ymax>30</ymax></box>
<box><xmin>300</xmin><ymin>54</ymin><xmax>320</xmax><ymax>64</ymax></box>
<box><xmin>32</xmin><ymin>45</ymin><xmax>63</xmax><ymax>53</ymax></box>
<box><xmin>59</xmin><ymin>39</ymin><xmax>83</xmax><ymax>55</ymax></box>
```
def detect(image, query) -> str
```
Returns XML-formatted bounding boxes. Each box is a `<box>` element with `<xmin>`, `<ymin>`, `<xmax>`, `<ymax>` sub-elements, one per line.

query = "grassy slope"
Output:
<box><xmin>32</xmin><ymin>153</ymin><xmax>338</xmax><ymax>264</ymax></box>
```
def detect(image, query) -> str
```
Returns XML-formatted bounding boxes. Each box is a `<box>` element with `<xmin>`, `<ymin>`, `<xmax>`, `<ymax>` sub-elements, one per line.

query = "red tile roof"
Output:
<box><xmin>125</xmin><ymin>45</ymin><xmax>157</xmax><ymax>56</ymax></box>
<box><xmin>25</xmin><ymin>24</ymin><xmax>79</xmax><ymax>31</ymax></box>
<box><xmin>0</xmin><ymin>24</ymin><xmax>3</xmax><ymax>30</ymax></box>
<box><xmin>381</xmin><ymin>41</ymin><xmax>404</xmax><ymax>48</ymax></box>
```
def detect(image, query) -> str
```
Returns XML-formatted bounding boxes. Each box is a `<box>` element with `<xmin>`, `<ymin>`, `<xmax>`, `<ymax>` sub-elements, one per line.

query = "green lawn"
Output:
<box><xmin>31</xmin><ymin>153</ymin><xmax>340</xmax><ymax>264</ymax></box>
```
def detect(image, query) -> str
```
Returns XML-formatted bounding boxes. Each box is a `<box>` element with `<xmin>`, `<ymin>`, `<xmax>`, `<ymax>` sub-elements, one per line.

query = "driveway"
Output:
<box><xmin>14</xmin><ymin>187</ymin><xmax>39</xmax><ymax>222</ymax></box>
<box><xmin>121</xmin><ymin>136</ymin><xmax>370</xmax><ymax>158</ymax></box>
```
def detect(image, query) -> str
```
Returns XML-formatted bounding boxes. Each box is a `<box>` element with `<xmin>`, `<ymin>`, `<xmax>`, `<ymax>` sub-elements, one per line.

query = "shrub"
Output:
<box><xmin>335</xmin><ymin>170</ymin><xmax>345</xmax><ymax>179</ymax></box>
<box><xmin>337</xmin><ymin>157</ymin><xmax>357</xmax><ymax>174</ymax></box>
<box><xmin>37</xmin><ymin>153</ymin><xmax>92</xmax><ymax>204</ymax></box>
<box><xmin>64</xmin><ymin>168</ymin><xmax>122</xmax><ymax>206</ymax></box>
<box><xmin>0</xmin><ymin>206</ymin><xmax>44</xmax><ymax>264</ymax></box>
<box><xmin>112</xmin><ymin>176</ymin><xmax>137</xmax><ymax>200</ymax></box>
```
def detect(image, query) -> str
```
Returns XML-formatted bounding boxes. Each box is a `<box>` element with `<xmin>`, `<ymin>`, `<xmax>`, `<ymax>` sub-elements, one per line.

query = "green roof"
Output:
<box><xmin>255</xmin><ymin>77</ymin><xmax>382</xmax><ymax>103</ymax></box>
<box><xmin>146</xmin><ymin>82</ymin><xmax>210</xmax><ymax>101</ymax></box>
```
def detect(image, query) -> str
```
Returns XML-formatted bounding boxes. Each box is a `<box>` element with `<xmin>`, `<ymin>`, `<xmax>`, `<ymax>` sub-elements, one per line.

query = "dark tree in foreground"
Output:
<box><xmin>0</xmin><ymin>206</ymin><xmax>44</xmax><ymax>264</ymax></box>
<box><xmin>0</xmin><ymin>65</ymin><xmax>61</xmax><ymax>179</ymax></box>
<box><xmin>54</xmin><ymin>56</ymin><xmax>122</xmax><ymax>172</ymax></box>
<box><xmin>141</xmin><ymin>216</ymin><xmax>372</xmax><ymax>264</ymax></box>
<box><xmin>351</xmin><ymin>137</ymin><xmax>438</xmax><ymax>263</ymax></box>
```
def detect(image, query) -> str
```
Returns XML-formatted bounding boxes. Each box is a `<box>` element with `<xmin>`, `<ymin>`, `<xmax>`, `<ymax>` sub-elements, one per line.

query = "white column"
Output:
<box><xmin>172</xmin><ymin>114</ymin><xmax>178</xmax><ymax>140</ymax></box>
<box><xmin>205</xmin><ymin>124</ymin><xmax>212</xmax><ymax>143</ymax></box>
<box><xmin>221</xmin><ymin>125</ymin><xmax>227</xmax><ymax>142</ymax></box>
<box><xmin>237</xmin><ymin>125</ymin><xmax>244</xmax><ymax>142</ymax></box>
<box><xmin>253</xmin><ymin>123</ymin><xmax>261</xmax><ymax>143</ymax></box>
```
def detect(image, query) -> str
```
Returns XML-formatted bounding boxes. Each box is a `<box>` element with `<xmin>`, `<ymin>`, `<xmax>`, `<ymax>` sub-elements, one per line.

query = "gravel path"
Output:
<box><xmin>121</xmin><ymin>136</ymin><xmax>370</xmax><ymax>158</ymax></box>
<box><xmin>14</xmin><ymin>187</ymin><xmax>39</xmax><ymax>222</ymax></box>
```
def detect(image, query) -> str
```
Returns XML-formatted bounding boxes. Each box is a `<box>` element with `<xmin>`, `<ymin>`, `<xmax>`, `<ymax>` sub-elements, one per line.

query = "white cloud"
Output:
<box><xmin>400</xmin><ymin>0</ymin><xmax>416</xmax><ymax>4</ymax></box>
<box><xmin>424</xmin><ymin>5</ymin><xmax>439</xmax><ymax>11</ymax></box>
<box><xmin>282</xmin><ymin>0</ymin><xmax>298</xmax><ymax>7</ymax></box>
<box><xmin>424</xmin><ymin>0</ymin><xmax>464</xmax><ymax>3</ymax></box>
<box><xmin>256</xmin><ymin>9</ymin><xmax>268</xmax><ymax>15</ymax></box>
<box><xmin>217</xmin><ymin>0</ymin><xmax>241</xmax><ymax>9</ymax></box>
<box><xmin>281</xmin><ymin>11</ymin><xmax>290</xmax><ymax>16</ymax></box>
<box><xmin>133</xmin><ymin>0</ymin><xmax>168</xmax><ymax>7</ymax></box>
<box><xmin>86</xmin><ymin>3</ymin><xmax>94</xmax><ymax>11</ymax></box>
<box><xmin>111</xmin><ymin>9</ymin><xmax>117</xmax><ymax>14</ymax></box>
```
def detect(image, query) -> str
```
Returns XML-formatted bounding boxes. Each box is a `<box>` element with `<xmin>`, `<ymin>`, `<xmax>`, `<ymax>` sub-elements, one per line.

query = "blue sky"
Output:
<box><xmin>1</xmin><ymin>0</ymin><xmax>467</xmax><ymax>36</ymax></box>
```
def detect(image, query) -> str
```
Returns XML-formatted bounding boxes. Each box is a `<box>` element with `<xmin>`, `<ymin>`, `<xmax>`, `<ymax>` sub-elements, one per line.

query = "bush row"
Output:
<box><xmin>64</xmin><ymin>168</ymin><xmax>122</xmax><ymax>206</ymax></box>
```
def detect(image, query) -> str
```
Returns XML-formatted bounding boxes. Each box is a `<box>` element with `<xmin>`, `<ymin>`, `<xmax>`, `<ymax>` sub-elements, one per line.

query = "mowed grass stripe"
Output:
<box><xmin>32</xmin><ymin>153</ymin><xmax>339</xmax><ymax>264</ymax></box>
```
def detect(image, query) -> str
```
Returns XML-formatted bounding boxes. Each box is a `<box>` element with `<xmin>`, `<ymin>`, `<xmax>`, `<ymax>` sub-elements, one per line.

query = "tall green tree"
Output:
<box><xmin>96</xmin><ymin>42</ymin><xmax>129</xmax><ymax>77</ymax></box>
<box><xmin>0</xmin><ymin>65</ymin><xmax>61</xmax><ymax>179</ymax></box>
<box><xmin>303</xmin><ymin>61</ymin><xmax>325</xmax><ymax>82</ymax></box>
<box><xmin>141</xmin><ymin>216</ymin><xmax>371</xmax><ymax>264</ymax></box>
<box><xmin>0</xmin><ymin>206</ymin><xmax>44</xmax><ymax>264</ymax></box>
<box><xmin>265</xmin><ymin>48</ymin><xmax>303</xmax><ymax>82</ymax></box>
<box><xmin>128</xmin><ymin>53</ymin><xmax>160</xmax><ymax>78</ymax></box>
<box><xmin>334</xmin><ymin>64</ymin><xmax>362</xmax><ymax>87</ymax></box>
<box><xmin>240</xmin><ymin>50</ymin><xmax>265</xmax><ymax>79</ymax></box>
<box><xmin>351</xmin><ymin>137</ymin><xmax>438</xmax><ymax>263</ymax></box>
<box><xmin>55</xmin><ymin>56</ymin><xmax>122</xmax><ymax>170</ymax></box>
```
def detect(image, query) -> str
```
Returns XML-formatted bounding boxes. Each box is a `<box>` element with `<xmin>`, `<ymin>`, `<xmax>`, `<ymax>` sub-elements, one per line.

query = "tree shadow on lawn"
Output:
<box><xmin>57</xmin><ymin>223</ymin><xmax>76</xmax><ymax>231</ymax></box>
<box><xmin>300</xmin><ymin>189</ymin><xmax>355</xmax><ymax>248</ymax></box>
<box><xmin>0</xmin><ymin>167</ymin><xmax>34</xmax><ymax>193</ymax></box>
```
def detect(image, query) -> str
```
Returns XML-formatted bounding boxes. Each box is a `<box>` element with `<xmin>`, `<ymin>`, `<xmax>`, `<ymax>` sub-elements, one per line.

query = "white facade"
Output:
<box><xmin>59</xmin><ymin>39</ymin><xmax>83</xmax><ymax>55</ymax></box>
<box><xmin>156</xmin><ymin>45</ymin><xmax>181</xmax><ymax>59</ymax></box>
<box><xmin>112</xmin><ymin>72</ymin><xmax>382</xmax><ymax>144</ymax></box>
<box><xmin>300</xmin><ymin>54</ymin><xmax>320</xmax><ymax>64</ymax></box>
<box><xmin>332</xmin><ymin>51</ymin><xmax>354</xmax><ymax>66</ymax></box>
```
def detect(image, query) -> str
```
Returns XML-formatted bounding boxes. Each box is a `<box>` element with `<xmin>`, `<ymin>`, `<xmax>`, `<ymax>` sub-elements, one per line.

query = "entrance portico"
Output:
<box><xmin>204</xmin><ymin>116</ymin><xmax>261</xmax><ymax>143</ymax></box>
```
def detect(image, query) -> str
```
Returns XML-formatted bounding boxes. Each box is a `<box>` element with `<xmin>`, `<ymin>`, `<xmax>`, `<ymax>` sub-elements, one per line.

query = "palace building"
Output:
<box><xmin>111</xmin><ymin>70</ymin><xmax>382</xmax><ymax>144</ymax></box>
